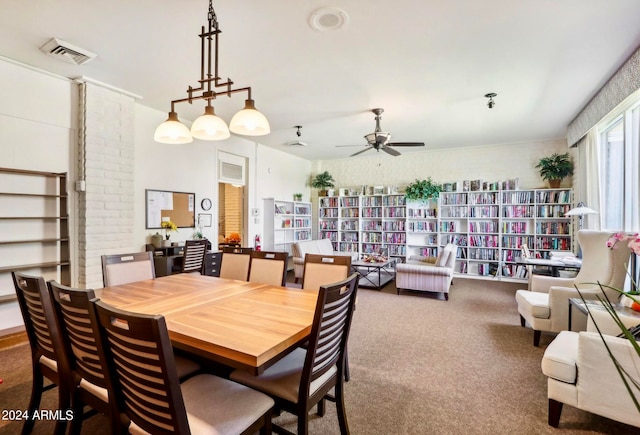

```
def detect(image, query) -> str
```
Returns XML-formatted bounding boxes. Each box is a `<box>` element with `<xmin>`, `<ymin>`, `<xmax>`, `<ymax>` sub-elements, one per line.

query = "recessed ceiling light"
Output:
<box><xmin>309</xmin><ymin>7</ymin><xmax>349</xmax><ymax>32</ymax></box>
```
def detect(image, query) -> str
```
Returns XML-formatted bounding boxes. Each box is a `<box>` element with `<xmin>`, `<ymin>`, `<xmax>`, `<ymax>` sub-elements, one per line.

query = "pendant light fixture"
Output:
<box><xmin>154</xmin><ymin>0</ymin><xmax>270</xmax><ymax>144</ymax></box>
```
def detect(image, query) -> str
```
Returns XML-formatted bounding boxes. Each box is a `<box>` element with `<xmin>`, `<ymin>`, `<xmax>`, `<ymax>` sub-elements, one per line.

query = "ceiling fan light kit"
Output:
<box><xmin>349</xmin><ymin>108</ymin><xmax>425</xmax><ymax>157</ymax></box>
<box><xmin>154</xmin><ymin>0</ymin><xmax>270</xmax><ymax>144</ymax></box>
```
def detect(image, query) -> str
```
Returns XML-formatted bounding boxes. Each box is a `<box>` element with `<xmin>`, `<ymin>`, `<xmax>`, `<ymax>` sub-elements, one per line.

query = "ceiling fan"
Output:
<box><xmin>339</xmin><ymin>108</ymin><xmax>425</xmax><ymax>157</ymax></box>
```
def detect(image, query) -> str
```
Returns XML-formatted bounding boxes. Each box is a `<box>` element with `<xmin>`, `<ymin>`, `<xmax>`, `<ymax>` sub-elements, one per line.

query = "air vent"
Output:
<box><xmin>40</xmin><ymin>38</ymin><xmax>97</xmax><ymax>65</ymax></box>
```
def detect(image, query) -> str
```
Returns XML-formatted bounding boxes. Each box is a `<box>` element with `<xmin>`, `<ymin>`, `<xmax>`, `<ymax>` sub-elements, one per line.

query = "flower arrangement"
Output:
<box><xmin>606</xmin><ymin>232</ymin><xmax>640</xmax><ymax>254</ymax></box>
<box><xmin>160</xmin><ymin>220</ymin><xmax>177</xmax><ymax>240</ymax></box>
<box><xmin>225</xmin><ymin>232</ymin><xmax>241</xmax><ymax>244</ymax></box>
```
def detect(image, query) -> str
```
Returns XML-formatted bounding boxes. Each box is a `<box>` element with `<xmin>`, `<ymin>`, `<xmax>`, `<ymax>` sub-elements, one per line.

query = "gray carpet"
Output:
<box><xmin>1</xmin><ymin>277</ymin><xmax>638</xmax><ymax>434</ymax></box>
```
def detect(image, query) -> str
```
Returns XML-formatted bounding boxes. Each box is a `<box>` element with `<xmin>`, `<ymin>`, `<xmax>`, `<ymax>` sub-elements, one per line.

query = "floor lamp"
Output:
<box><xmin>564</xmin><ymin>202</ymin><xmax>598</xmax><ymax>257</ymax></box>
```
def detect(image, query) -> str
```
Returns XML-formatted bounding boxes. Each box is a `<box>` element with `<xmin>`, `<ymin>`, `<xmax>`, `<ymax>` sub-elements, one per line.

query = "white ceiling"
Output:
<box><xmin>2</xmin><ymin>0</ymin><xmax>640</xmax><ymax>161</ymax></box>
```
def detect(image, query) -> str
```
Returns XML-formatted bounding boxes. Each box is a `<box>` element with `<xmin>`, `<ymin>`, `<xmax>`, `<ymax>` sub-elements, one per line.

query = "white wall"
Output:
<box><xmin>0</xmin><ymin>58</ymin><xmax>76</xmax><ymax>331</ymax></box>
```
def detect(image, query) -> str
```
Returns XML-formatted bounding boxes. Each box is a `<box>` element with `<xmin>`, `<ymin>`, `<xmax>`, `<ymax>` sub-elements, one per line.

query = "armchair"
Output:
<box><xmin>541</xmin><ymin>308</ymin><xmax>640</xmax><ymax>428</ymax></box>
<box><xmin>292</xmin><ymin>239</ymin><xmax>358</xmax><ymax>283</ymax></box>
<box><xmin>516</xmin><ymin>230</ymin><xmax>631</xmax><ymax>346</ymax></box>
<box><xmin>396</xmin><ymin>243</ymin><xmax>457</xmax><ymax>300</ymax></box>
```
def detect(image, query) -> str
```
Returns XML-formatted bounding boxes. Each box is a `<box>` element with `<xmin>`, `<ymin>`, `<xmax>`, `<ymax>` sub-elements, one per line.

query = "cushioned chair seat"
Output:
<box><xmin>540</xmin><ymin>330</ymin><xmax>578</xmax><ymax>383</ymax></box>
<box><xmin>516</xmin><ymin>290</ymin><xmax>550</xmax><ymax>319</ymax></box>
<box><xmin>292</xmin><ymin>239</ymin><xmax>358</xmax><ymax>282</ymax></box>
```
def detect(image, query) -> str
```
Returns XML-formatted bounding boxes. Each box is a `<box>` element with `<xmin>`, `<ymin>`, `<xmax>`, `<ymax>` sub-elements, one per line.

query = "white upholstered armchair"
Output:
<box><xmin>516</xmin><ymin>230</ymin><xmax>631</xmax><ymax>346</ymax></box>
<box><xmin>542</xmin><ymin>309</ymin><xmax>640</xmax><ymax>428</ymax></box>
<box><xmin>291</xmin><ymin>239</ymin><xmax>357</xmax><ymax>282</ymax></box>
<box><xmin>396</xmin><ymin>243</ymin><xmax>457</xmax><ymax>300</ymax></box>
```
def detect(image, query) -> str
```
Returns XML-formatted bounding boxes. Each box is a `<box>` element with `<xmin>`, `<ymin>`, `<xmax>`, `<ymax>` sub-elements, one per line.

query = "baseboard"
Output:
<box><xmin>0</xmin><ymin>327</ymin><xmax>27</xmax><ymax>349</ymax></box>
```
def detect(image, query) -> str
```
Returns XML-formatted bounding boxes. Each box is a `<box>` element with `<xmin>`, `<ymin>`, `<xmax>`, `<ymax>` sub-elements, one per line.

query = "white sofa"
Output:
<box><xmin>542</xmin><ymin>308</ymin><xmax>640</xmax><ymax>428</ymax></box>
<box><xmin>292</xmin><ymin>239</ymin><xmax>357</xmax><ymax>282</ymax></box>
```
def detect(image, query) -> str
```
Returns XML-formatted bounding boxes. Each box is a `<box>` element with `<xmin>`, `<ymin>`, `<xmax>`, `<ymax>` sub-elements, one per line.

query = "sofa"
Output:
<box><xmin>292</xmin><ymin>239</ymin><xmax>358</xmax><ymax>282</ymax></box>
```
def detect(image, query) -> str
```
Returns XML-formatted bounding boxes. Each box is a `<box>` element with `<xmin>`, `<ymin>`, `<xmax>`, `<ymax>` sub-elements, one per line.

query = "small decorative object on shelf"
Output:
<box><xmin>310</xmin><ymin>171</ymin><xmax>335</xmax><ymax>196</ymax></box>
<box><xmin>161</xmin><ymin>220</ymin><xmax>177</xmax><ymax>241</ymax></box>
<box><xmin>536</xmin><ymin>152</ymin><xmax>574</xmax><ymax>188</ymax></box>
<box><xmin>293</xmin><ymin>193</ymin><xmax>303</xmax><ymax>201</ymax></box>
<box><xmin>404</xmin><ymin>177</ymin><xmax>442</xmax><ymax>201</ymax></box>
<box><xmin>361</xmin><ymin>253</ymin><xmax>388</xmax><ymax>263</ymax></box>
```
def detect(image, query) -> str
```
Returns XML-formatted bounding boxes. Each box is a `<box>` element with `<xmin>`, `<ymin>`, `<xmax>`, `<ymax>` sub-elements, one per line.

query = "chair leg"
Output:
<box><xmin>444</xmin><ymin>293</ymin><xmax>449</xmax><ymax>301</ymax></box>
<box><xmin>344</xmin><ymin>350</ymin><xmax>350</xmax><ymax>382</ymax></box>
<box><xmin>548</xmin><ymin>399</ymin><xmax>563</xmax><ymax>427</ymax></box>
<box><xmin>22</xmin><ymin>367</ymin><xmax>44</xmax><ymax>435</ymax></box>
<box><xmin>297</xmin><ymin>410</ymin><xmax>309</xmax><ymax>435</ymax></box>
<box><xmin>69</xmin><ymin>391</ymin><xmax>85</xmax><ymax>435</ymax></box>
<box><xmin>520</xmin><ymin>315</ymin><xmax>526</xmax><ymax>327</ymax></box>
<box><xmin>335</xmin><ymin>379</ymin><xmax>350</xmax><ymax>435</ymax></box>
<box><xmin>53</xmin><ymin>382</ymin><xmax>70</xmax><ymax>435</ymax></box>
<box><xmin>317</xmin><ymin>398</ymin><xmax>326</xmax><ymax>416</ymax></box>
<box><xmin>294</xmin><ymin>277</ymin><xmax>299</xmax><ymax>283</ymax></box>
<box><xmin>533</xmin><ymin>330</ymin><xmax>541</xmax><ymax>347</ymax></box>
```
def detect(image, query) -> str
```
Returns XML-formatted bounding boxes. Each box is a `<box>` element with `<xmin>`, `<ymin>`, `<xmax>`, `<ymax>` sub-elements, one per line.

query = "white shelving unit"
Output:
<box><xmin>382</xmin><ymin>194</ymin><xmax>406</xmax><ymax>260</ymax></box>
<box><xmin>405</xmin><ymin>199</ymin><xmax>438</xmax><ymax>258</ymax></box>
<box><xmin>263</xmin><ymin>198</ymin><xmax>312</xmax><ymax>257</ymax></box>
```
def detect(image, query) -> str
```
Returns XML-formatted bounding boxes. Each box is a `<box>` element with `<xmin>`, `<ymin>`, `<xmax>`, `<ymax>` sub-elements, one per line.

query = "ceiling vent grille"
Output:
<box><xmin>40</xmin><ymin>38</ymin><xmax>97</xmax><ymax>65</ymax></box>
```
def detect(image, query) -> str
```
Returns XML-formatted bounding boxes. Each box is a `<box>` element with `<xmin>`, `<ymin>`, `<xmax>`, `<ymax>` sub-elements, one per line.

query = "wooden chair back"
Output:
<box><xmin>219</xmin><ymin>247</ymin><xmax>253</xmax><ymax>281</ymax></box>
<box><xmin>248</xmin><ymin>251</ymin><xmax>288</xmax><ymax>286</ymax></box>
<box><xmin>301</xmin><ymin>273</ymin><xmax>358</xmax><ymax>404</ymax></box>
<box><xmin>301</xmin><ymin>254</ymin><xmax>351</xmax><ymax>291</ymax></box>
<box><xmin>48</xmin><ymin>281</ymin><xmax>115</xmax><ymax>428</ymax></box>
<box><xmin>11</xmin><ymin>271</ymin><xmax>70</xmax><ymax>434</ymax></box>
<box><xmin>101</xmin><ymin>251</ymin><xmax>156</xmax><ymax>287</ymax></box>
<box><xmin>92</xmin><ymin>300</ymin><xmax>190</xmax><ymax>434</ymax></box>
<box><xmin>181</xmin><ymin>239</ymin><xmax>207</xmax><ymax>273</ymax></box>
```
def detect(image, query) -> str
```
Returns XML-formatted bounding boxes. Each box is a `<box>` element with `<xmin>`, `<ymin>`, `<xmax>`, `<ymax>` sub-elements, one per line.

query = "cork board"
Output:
<box><xmin>145</xmin><ymin>189</ymin><xmax>195</xmax><ymax>228</ymax></box>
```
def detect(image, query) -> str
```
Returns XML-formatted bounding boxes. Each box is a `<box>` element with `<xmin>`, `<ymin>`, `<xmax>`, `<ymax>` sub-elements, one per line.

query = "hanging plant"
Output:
<box><xmin>404</xmin><ymin>177</ymin><xmax>442</xmax><ymax>201</ymax></box>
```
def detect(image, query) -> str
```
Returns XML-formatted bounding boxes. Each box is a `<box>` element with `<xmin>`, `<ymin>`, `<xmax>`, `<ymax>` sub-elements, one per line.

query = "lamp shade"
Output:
<box><xmin>564</xmin><ymin>206</ymin><xmax>598</xmax><ymax>216</ymax></box>
<box><xmin>229</xmin><ymin>99</ymin><xmax>270</xmax><ymax>136</ymax></box>
<box><xmin>365</xmin><ymin>131</ymin><xmax>391</xmax><ymax>145</ymax></box>
<box><xmin>154</xmin><ymin>112</ymin><xmax>193</xmax><ymax>144</ymax></box>
<box><xmin>191</xmin><ymin>106</ymin><xmax>230</xmax><ymax>140</ymax></box>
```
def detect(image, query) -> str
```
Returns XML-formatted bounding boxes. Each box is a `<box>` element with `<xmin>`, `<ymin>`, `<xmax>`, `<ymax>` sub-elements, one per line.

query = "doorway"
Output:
<box><xmin>218</xmin><ymin>183</ymin><xmax>244</xmax><ymax>246</ymax></box>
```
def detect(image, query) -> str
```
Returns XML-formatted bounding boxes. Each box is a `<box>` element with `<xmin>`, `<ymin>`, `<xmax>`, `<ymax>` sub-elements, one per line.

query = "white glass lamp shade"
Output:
<box><xmin>229</xmin><ymin>99</ymin><xmax>270</xmax><ymax>136</ymax></box>
<box><xmin>564</xmin><ymin>206</ymin><xmax>598</xmax><ymax>216</ymax></box>
<box><xmin>154</xmin><ymin>112</ymin><xmax>193</xmax><ymax>144</ymax></box>
<box><xmin>191</xmin><ymin>105</ymin><xmax>230</xmax><ymax>140</ymax></box>
<box><xmin>364</xmin><ymin>131</ymin><xmax>391</xmax><ymax>146</ymax></box>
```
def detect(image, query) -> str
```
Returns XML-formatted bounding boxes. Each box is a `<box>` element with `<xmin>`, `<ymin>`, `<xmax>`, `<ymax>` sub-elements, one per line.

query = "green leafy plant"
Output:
<box><xmin>293</xmin><ymin>193</ymin><xmax>303</xmax><ymax>201</ymax></box>
<box><xmin>404</xmin><ymin>177</ymin><xmax>442</xmax><ymax>201</ymax></box>
<box><xmin>536</xmin><ymin>152</ymin><xmax>574</xmax><ymax>187</ymax></box>
<box><xmin>310</xmin><ymin>171</ymin><xmax>335</xmax><ymax>190</ymax></box>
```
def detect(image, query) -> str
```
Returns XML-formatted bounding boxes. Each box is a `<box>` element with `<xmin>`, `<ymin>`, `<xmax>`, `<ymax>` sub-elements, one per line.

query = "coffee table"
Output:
<box><xmin>351</xmin><ymin>258</ymin><xmax>397</xmax><ymax>289</ymax></box>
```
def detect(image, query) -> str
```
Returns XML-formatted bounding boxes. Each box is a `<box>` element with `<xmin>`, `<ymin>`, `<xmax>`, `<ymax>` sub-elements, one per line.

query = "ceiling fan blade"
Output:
<box><xmin>336</xmin><ymin>144</ymin><xmax>365</xmax><ymax>148</ymax></box>
<box><xmin>387</xmin><ymin>142</ymin><xmax>425</xmax><ymax>147</ymax></box>
<box><xmin>350</xmin><ymin>147</ymin><xmax>374</xmax><ymax>157</ymax></box>
<box><xmin>382</xmin><ymin>146</ymin><xmax>401</xmax><ymax>156</ymax></box>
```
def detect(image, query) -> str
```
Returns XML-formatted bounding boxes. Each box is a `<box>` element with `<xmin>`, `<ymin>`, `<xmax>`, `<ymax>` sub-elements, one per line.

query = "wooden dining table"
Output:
<box><xmin>96</xmin><ymin>273</ymin><xmax>318</xmax><ymax>375</ymax></box>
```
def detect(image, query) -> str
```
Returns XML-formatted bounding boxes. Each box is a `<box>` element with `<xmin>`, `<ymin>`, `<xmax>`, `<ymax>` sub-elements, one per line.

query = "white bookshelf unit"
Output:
<box><xmin>316</xmin><ymin>188</ymin><xmax>573</xmax><ymax>283</ymax></box>
<box><xmin>263</xmin><ymin>198</ymin><xmax>312</xmax><ymax>257</ymax></box>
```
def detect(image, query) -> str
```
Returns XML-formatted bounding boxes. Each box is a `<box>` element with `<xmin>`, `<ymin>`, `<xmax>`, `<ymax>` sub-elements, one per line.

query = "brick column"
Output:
<box><xmin>77</xmin><ymin>81</ymin><xmax>136</xmax><ymax>288</ymax></box>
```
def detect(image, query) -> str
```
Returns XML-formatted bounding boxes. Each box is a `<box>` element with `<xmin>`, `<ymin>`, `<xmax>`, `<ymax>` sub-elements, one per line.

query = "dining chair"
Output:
<box><xmin>47</xmin><ymin>281</ymin><xmax>116</xmax><ymax>434</ymax></box>
<box><xmin>48</xmin><ymin>281</ymin><xmax>203</xmax><ymax>434</ymax></box>
<box><xmin>11</xmin><ymin>272</ymin><xmax>70</xmax><ymax>435</ymax></box>
<box><xmin>230</xmin><ymin>273</ymin><xmax>359</xmax><ymax>435</ymax></box>
<box><xmin>181</xmin><ymin>239</ymin><xmax>207</xmax><ymax>273</ymax></box>
<box><xmin>219</xmin><ymin>246</ymin><xmax>253</xmax><ymax>281</ymax></box>
<box><xmin>301</xmin><ymin>253</ymin><xmax>351</xmax><ymax>291</ymax></box>
<box><xmin>91</xmin><ymin>299</ymin><xmax>274</xmax><ymax>435</ymax></box>
<box><xmin>248</xmin><ymin>251</ymin><xmax>288</xmax><ymax>286</ymax></box>
<box><xmin>101</xmin><ymin>251</ymin><xmax>155</xmax><ymax>286</ymax></box>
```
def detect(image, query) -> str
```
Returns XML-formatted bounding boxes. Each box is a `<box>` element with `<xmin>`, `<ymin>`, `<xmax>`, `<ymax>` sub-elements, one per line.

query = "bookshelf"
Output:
<box><xmin>316</xmin><ymin>188</ymin><xmax>572</xmax><ymax>283</ymax></box>
<box><xmin>263</xmin><ymin>198</ymin><xmax>312</xmax><ymax>257</ymax></box>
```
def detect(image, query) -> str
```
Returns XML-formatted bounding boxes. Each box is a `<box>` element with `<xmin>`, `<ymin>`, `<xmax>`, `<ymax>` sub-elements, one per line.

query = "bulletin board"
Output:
<box><xmin>145</xmin><ymin>189</ymin><xmax>196</xmax><ymax>229</ymax></box>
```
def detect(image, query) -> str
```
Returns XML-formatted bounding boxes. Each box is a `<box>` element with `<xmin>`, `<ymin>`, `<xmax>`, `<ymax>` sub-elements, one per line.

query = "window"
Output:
<box><xmin>598</xmin><ymin>97</ymin><xmax>640</xmax><ymax>232</ymax></box>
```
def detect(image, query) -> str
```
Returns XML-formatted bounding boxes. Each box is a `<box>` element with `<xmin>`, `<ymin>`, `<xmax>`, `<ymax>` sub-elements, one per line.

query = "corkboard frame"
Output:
<box><xmin>145</xmin><ymin>189</ymin><xmax>196</xmax><ymax>229</ymax></box>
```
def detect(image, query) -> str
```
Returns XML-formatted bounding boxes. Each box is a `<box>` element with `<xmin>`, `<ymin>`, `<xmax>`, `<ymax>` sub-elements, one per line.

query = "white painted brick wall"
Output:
<box><xmin>77</xmin><ymin>82</ymin><xmax>137</xmax><ymax>288</ymax></box>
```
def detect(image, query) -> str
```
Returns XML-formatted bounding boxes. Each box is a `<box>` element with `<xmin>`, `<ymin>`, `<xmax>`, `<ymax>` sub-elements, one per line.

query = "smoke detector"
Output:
<box><xmin>40</xmin><ymin>38</ymin><xmax>97</xmax><ymax>65</ymax></box>
<box><xmin>309</xmin><ymin>7</ymin><xmax>349</xmax><ymax>32</ymax></box>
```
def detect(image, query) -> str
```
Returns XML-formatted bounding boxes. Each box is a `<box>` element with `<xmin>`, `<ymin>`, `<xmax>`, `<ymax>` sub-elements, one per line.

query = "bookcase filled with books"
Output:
<box><xmin>406</xmin><ymin>199</ymin><xmax>438</xmax><ymax>259</ymax></box>
<box><xmin>382</xmin><ymin>194</ymin><xmax>407</xmax><ymax>259</ymax></box>
<box><xmin>438</xmin><ymin>192</ymin><xmax>471</xmax><ymax>276</ymax></box>
<box><xmin>318</xmin><ymin>196</ymin><xmax>340</xmax><ymax>250</ymax></box>
<box><xmin>339</xmin><ymin>195</ymin><xmax>360</xmax><ymax>254</ymax></box>
<box><xmin>360</xmin><ymin>194</ymin><xmax>384</xmax><ymax>255</ymax></box>
<box><xmin>467</xmin><ymin>191</ymin><xmax>501</xmax><ymax>278</ymax></box>
<box><xmin>263</xmin><ymin>198</ymin><xmax>312</xmax><ymax>255</ymax></box>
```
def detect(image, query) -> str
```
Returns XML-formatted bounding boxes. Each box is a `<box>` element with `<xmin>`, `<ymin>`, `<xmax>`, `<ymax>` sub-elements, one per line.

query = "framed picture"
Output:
<box><xmin>198</xmin><ymin>213</ymin><xmax>212</xmax><ymax>227</ymax></box>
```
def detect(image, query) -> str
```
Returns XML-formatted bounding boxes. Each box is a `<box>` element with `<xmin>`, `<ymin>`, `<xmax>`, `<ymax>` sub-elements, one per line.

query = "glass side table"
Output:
<box><xmin>568</xmin><ymin>297</ymin><xmax>640</xmax><ymax>331</ymax></box>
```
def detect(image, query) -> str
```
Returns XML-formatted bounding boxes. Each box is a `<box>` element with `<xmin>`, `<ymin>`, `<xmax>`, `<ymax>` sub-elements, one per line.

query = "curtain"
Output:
<box><xmin>576</xmin><ymin>128</ymin><xmax>601</xmax><ymax>230</ymax></box>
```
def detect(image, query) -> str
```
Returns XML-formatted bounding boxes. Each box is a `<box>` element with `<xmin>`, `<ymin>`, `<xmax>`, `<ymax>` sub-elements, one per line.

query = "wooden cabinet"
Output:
<box><xmin>0</xmin><ymin>168</ymin><xmax>70</xmax><ymax>302</ymax></box>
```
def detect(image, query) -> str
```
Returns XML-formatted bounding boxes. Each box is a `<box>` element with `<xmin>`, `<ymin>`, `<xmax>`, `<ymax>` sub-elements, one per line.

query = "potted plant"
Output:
<box><xmin>160</xmin><ymin>220</ymin><xmax>177</xmax><ymax>246</ymax></box>
<box><xmin>310</xmin><ymin>171</ymin><xmax>335</xmax><ymax>196</ymax></box>
<box><xmin>536</xmin><ymin>152</ymin><xmax>574</xmax><ymax>188</ymax></box>
<box><xmin>404</xmin><ymin>177</ymin><xmax>442</xmax><ymax>201</ymax></box>
<box><xmin>293</xmin><ymin>193</ymin><xmax>303</xmax><ymax>202</ymax></box>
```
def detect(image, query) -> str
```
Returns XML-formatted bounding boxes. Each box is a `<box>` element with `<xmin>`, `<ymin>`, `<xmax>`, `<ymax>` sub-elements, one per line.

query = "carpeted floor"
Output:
<box><xmin>1</xmin><ymin>277</ymin><xmax>638</xmax><ymax>434</ymax></box>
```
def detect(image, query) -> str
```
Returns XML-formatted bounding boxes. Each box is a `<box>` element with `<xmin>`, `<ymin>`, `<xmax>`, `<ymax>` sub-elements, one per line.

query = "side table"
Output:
<box><xmin>568</xmin><ymin>297</ymin><xmax>640</xmax><ymax>331</ymax></box>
